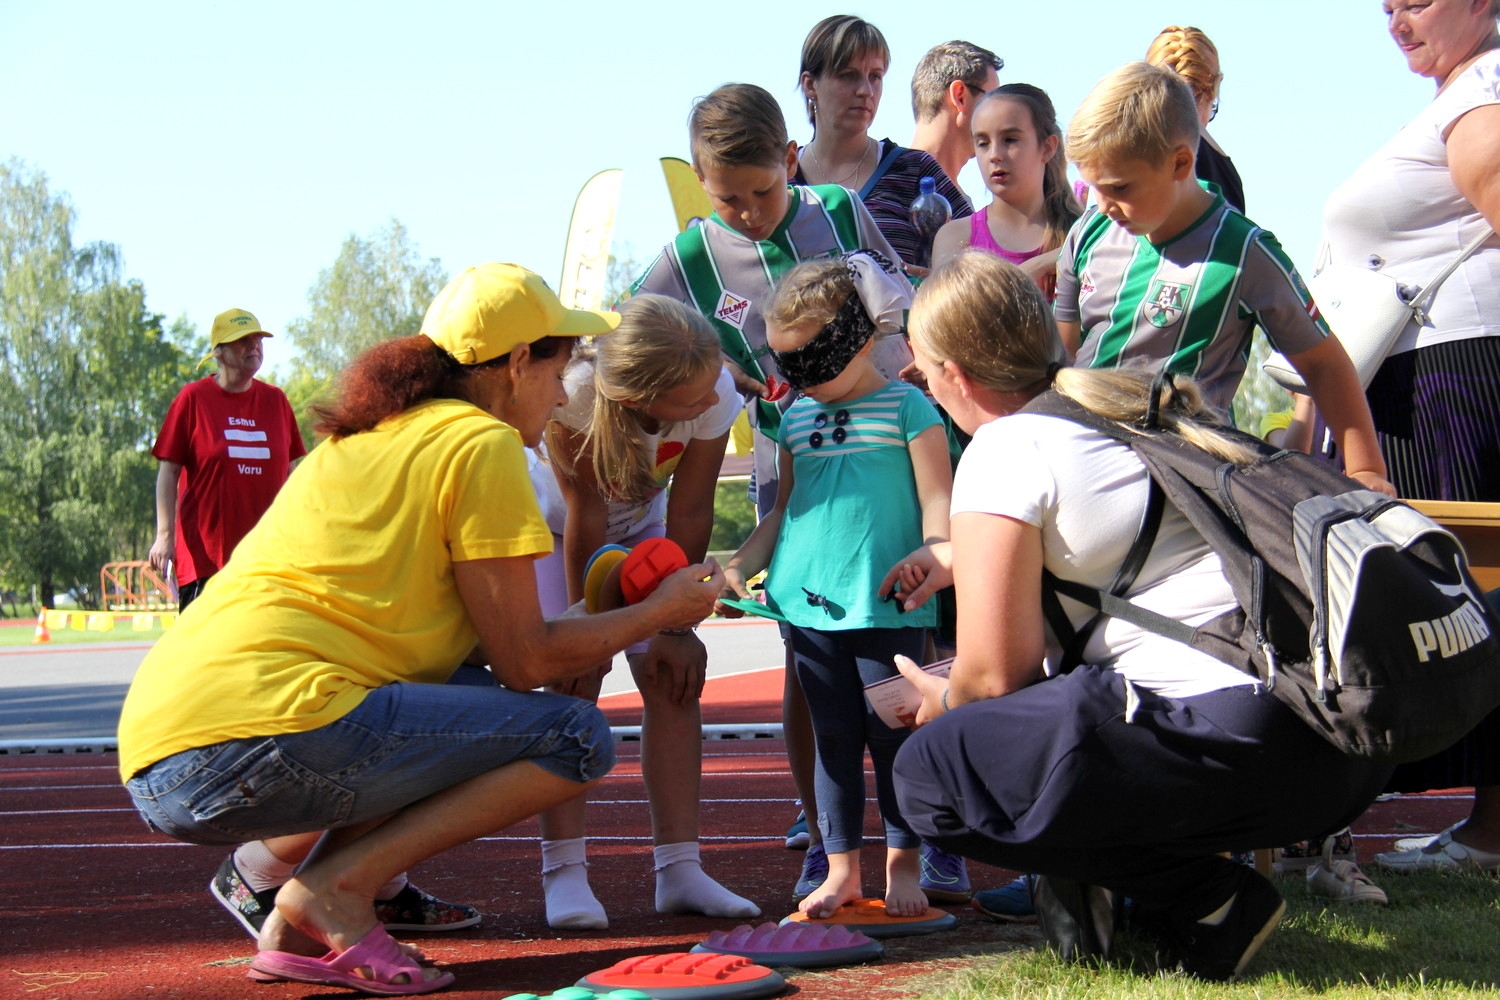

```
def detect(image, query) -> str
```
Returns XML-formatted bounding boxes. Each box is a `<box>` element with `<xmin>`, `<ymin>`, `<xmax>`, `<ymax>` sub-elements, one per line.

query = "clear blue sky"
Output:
<box><xmin>3</xmin><ymin>0</ymin><xmax>1433</xmax><ymax>375</ymax></box>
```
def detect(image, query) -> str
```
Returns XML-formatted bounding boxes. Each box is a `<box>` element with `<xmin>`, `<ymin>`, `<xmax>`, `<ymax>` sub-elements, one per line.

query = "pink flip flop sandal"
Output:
<box><xmin>249</xmin><ymin>924</ymin><xmax>454</xmax><ymax>995</ymax></box>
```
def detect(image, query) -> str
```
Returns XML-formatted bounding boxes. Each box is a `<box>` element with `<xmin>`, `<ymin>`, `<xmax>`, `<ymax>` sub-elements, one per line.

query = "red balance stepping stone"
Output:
<box><xmin>577</xmin><ymin>951</ymin><xmax>786</xmax><ymax>1000</ymax></box>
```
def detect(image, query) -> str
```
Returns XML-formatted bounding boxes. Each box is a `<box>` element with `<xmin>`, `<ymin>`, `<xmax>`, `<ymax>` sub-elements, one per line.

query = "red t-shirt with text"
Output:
<box><xmin>152</xmin><ymin>377</ymin><xmax>306</xmax><ymax>585</ymax></box>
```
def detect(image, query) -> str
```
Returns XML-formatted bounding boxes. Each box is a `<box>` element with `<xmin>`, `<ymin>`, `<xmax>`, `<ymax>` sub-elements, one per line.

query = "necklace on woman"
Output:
<box><xmin>807</xmin><ymin>137</ymin><xmax>873</xmax><ymax>187</ymax></box>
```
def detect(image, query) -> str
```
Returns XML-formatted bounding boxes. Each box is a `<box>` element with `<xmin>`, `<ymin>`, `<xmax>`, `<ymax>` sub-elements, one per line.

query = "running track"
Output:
<box><xmin>2</xmin><ymin>665</ymin><xmax>1470</xmax><ymax>998</ymax></box>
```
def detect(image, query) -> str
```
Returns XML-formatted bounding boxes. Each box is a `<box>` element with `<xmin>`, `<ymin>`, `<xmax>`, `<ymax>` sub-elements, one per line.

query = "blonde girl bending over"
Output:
<box><xmin>538</xmin><ymin>294</ymin><xmax>759</xmax><ymax>928</ymax></box>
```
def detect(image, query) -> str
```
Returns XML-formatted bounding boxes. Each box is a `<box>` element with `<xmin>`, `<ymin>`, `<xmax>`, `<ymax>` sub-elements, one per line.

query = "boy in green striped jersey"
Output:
<box><xmin>631</xmin><ymin>83</ymin><xmax>911</xmax><ymax>516</ymax></box>
<box><xmin>631</xmin><ymin>82</ymin><xmax>927</xmax><ymax>905</ymax></box>
<box><xmin>1056</xmin><ymin>62</ymin><xmax>1393</xmax><ymax>496</ymax></box>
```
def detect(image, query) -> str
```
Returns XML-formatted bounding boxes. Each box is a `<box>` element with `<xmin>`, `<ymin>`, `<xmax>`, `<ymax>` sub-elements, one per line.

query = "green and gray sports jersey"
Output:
<box><xmin>630</xmin><ymin>184</ymin><xmax>903</xmax><ymax>437</ymax></box>
<box><xmin>1056</xmin><ymin>197</ymin><xmax>1329</xmax><ymax>415</ymax></box>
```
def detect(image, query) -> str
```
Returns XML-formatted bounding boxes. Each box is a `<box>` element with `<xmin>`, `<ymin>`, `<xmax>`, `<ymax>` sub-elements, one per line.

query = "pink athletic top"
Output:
<box><xmin>969</xmin><ymin>207</ymin><xmax>1045</xmax><ymax>267</ymax></box>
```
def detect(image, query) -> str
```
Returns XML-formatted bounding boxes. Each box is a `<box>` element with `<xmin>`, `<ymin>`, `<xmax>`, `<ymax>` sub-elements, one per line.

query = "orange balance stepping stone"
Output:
<box><xmin>781</xmin><ymin>898</ymin><xmax>957</xmax><ymax>938</ymax></box>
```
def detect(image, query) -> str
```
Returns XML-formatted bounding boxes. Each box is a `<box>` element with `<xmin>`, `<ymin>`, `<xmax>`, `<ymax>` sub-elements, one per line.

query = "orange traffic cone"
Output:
<box><xmin>32</xmin><ymin>610</ymin><xmax>51</xmax><ymax>644</ymax></box>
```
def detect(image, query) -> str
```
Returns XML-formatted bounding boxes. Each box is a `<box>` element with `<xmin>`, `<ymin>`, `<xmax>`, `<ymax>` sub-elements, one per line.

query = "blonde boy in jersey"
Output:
<box><xmin>1056</xmin><ymin>62</ymin><xmax>1393</xmax><ymax>497</ymax></box>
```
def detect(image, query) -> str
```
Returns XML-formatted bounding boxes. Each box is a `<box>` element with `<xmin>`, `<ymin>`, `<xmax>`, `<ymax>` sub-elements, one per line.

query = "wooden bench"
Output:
<box><xmin>1407</xmin><ymin>500</ymin><xmax>1500</xmax><ymax>592</ymax></box>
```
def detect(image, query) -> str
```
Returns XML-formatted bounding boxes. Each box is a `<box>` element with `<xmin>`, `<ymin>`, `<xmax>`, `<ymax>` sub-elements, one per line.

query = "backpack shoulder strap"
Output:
<box><xmin>858</xmin><ymin>143</ymin><xmax>907</xmax><ymax>199</ymax></box>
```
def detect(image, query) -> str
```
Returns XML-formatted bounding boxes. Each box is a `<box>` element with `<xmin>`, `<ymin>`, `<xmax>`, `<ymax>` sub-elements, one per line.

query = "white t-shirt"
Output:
<box><xmin>547</xmin><ymin>363</ymin><xmax>740</xmax><ymax>541</ymax></box>
<box><xmin>951</xmin><ymin>413</ymin><xmax>1254</xmax><ymax>698</ymax></box>
<box><xmin>1322</xmin><ymin>50</ymin><xmax>1500</xmax><ymax>355</ymax></box>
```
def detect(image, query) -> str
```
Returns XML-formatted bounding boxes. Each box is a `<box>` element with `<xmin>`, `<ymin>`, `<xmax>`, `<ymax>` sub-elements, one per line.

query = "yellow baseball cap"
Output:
<box><xmin>209</xmin><ymin>308</ymin><xmax>272</xmax><ymax>349</ymax></box>
<box><xmin>421</xmin><ymin>263</ymin><xmax>620</xmax><ymax>365</ymax></box>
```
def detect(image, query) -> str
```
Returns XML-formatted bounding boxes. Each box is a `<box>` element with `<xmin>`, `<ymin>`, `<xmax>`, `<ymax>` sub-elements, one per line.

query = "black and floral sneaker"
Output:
<box><xmin>375</xmin><ymin>883</ymin><xmax>482</xmax><ymax>931</ymax></box>
<box><xmin>209</xmin><ymin>854</ymin><xmax>279</xmax><ymax>938</ymax></box>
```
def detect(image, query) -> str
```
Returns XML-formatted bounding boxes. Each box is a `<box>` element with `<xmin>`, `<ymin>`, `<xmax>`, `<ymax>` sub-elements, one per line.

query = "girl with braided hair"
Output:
<box><xmin>1146</xmin><ymin>25</ymin><xmax>1245</xmax><ymax>213</ymax></box>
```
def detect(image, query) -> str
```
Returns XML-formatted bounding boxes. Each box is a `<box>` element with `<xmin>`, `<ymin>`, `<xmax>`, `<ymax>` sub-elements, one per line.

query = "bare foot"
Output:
<box><xmin>257</xmin><ymin>907</ymin><xmax>324</xmax><ymax>956</ymax></box>
<box><xmin>799</xmin><ymin>857</ymin><xmax>861</xmax><ymax>919</ymax></box>
<box><xmin>264</xmin><ymin>878</ymin><xmax>444</xmax><ymax>987</ymax></box>
<box><xmin>884</xmin><ymin>871</ymin><xmax>927</xmax><ymax>917</ymax></box>
<box><xmin>258</xmin><ymin>899</ymin><xmax>428</xmax><ymax>961</ymax></box>
<box><xmin>884</xmin><ymin>847</ymin><xmax>926</xmax><ymax>917</ymax></box>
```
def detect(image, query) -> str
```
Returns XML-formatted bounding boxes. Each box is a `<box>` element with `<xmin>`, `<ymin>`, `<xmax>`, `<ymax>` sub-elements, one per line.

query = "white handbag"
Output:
<box><xmin>1263</xmin><ymin>227</ymin><xmax>1494</xmax><ymax>393</ymax></box>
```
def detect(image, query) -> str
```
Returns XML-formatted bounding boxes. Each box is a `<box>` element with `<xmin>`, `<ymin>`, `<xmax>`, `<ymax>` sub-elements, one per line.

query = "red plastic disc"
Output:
<box><xmin>619</xmin><ymin>537</ymin><xmax>689</xmax><ymax>605</ymax></box>
<box><xmin>578</xmin><ymin>951</ymin><xmax>786</xmax><ymax>1000</ymax></box>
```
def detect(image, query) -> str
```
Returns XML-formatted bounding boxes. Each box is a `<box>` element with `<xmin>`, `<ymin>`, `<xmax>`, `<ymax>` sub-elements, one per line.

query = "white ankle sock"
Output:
<box><xmin>653</xmin><ymin>842</ymin><xmax>760</xmax><ymax>918</ymax></box>
<box><xmin>375</xmin><ymin>873</ymin><xmax>410</xmax><ymax>901</ymax></box>
<box><xmin>233</xmin><ymin>841</ymin><xmax>299</xmax><ymax>894</ymax></box>
<box><xmin>542</xmin><ymin>838</ymin><xmax>607</xmax><ymax>930</ymax></box>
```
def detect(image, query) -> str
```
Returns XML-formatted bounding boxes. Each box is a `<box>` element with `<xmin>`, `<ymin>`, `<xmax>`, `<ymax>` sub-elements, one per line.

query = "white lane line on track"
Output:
<box><xmin>0</xmin><ymin>831</ymin><xmax>1444</xmax><ymax>851</ymax></box>
<box><xmin>0</xmin><ymin>797</ymin><xmax>819</xmax><ymax>817</ymax></box>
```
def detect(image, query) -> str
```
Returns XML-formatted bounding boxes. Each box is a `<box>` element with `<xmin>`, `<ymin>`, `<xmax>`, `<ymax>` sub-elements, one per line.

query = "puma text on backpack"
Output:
<box><xmin>1029</xmin><ymin>388</ymin><xmax>1500</xmax><ymax>764</ymax></box>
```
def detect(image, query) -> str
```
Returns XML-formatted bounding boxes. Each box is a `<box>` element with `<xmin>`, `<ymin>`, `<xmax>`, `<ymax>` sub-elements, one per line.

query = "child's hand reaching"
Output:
<box><xmin>722</xmin><ymin>358</ymin><xmax>769</xmax><ymax>400</ymax></box>
<box><xmin>878</xmin><ymin>543</ymin><xmax>953</xmax><ymax>612</ymax></box>
<box><xmin>713</xmin><ymin>565</ymin><xmax>753</xmax><ymax>618</ymax></box>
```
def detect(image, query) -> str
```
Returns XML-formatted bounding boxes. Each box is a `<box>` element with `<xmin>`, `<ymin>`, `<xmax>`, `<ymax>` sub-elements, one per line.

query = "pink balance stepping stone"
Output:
<box><xmin>693</xmin><ymin>921</ymin><xmax>883</xmax><ymax>968</ymax></box>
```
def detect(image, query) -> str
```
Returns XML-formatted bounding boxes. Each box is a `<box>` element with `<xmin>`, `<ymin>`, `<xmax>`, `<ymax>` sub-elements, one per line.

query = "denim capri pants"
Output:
<box><xmin>125</xmin><ymin>680</ymin><xmax>615</xmax><ymax>846</ymax></box>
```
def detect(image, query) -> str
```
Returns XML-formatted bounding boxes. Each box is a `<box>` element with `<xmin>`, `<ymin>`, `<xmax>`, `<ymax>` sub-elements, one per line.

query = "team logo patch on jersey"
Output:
<box><xmin>1145</xmin><ymin>279</ymin><xmax>1190</xmax><ymax>328</ymax></box>
<box><xmin>716</xmin><ymin>291</ymin><xmax>750</xmax><ymax>330</ymax></box>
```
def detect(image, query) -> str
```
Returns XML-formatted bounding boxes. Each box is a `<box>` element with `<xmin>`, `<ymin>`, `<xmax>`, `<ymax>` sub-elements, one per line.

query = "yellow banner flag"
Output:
<box><xmin>558</xmin><ymin>169</ymin><xmax>624</xmax><ymax>312</ymax></box>
<box><xmin>660</xmin><ymin>157</ymin><xmax>713</xmax><ymax>233</ymax></box>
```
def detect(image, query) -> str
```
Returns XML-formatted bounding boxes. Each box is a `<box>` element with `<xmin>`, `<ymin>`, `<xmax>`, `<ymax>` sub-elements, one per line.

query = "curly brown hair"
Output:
<box><xmin>312</xmin><ymin>334</ymin><xmax>568</xmax><ymax>440</ymax></box>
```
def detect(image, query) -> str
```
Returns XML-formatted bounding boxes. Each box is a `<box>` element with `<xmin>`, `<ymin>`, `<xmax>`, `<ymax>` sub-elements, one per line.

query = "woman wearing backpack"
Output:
<box><xmin>887</xmin><ymin>253</ymin><xmax>1391</xmax><ymax>982</ymax></box>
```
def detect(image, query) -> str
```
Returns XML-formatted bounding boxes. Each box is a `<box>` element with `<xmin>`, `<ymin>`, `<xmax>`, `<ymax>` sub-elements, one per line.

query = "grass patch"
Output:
<box><xmin>0</xmin><ymin>625</ymin><xmax>163</xmax><ymax>647</ymax></box>
<box><xmin>917</xmin><ymin>871</ymin><xmax>1500</xmax><ymax>999</ymax></box>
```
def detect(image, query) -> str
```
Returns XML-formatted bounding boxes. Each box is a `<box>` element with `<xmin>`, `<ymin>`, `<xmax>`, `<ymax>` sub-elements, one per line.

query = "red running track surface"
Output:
<box><xmin>1</xmin><ymin>665</ymin><xmax>1470</xmax><ymax>999</ymax></box>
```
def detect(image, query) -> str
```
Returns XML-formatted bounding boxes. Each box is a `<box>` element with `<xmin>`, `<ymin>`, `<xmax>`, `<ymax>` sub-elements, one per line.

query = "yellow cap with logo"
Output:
<box><xmin>421</xmin><ymin>263</ymin><xmax>619</xmax><ymax>365</ymax></box>
<box><xmin>199</xmin><ymin>308</ymin><xmax>272</xmax><ymax>366</ymax></box>
<box><xmin>209</xmin><ymin>308</ymin><xmax>272</xmax><ymax>348</ymax></box>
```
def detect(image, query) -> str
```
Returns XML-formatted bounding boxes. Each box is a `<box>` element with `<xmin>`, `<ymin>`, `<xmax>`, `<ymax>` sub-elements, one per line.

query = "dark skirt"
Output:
<box><xmin>1366</xmin><ymin>335</ymin><xmax>1500</xmax><ymax>502</ymax></box>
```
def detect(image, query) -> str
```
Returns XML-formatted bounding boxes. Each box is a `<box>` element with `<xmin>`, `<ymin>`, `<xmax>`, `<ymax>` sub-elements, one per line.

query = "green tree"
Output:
<box><xmin>0</xmin><ymin>160</ymin><xmax>193</xmax><ymax>608</ymax></box>
<box><xmin>281</xmin><ymin>219</ymin><xmax>447</xmax><ymax>448</ymax></box>
<box><xmin>1231</xmin><ymin>329</ymin><xmax>1294</xmax><ymax>436</ymax></box>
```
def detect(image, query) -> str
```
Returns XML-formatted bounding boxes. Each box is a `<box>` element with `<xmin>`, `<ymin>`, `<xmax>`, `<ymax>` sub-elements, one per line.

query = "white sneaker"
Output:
<box><xmin>1307</xmin><ymin>836</ymin><xmax>1387</xmax><ymax>905</ymax></box>
<box><xmin>1391</xmin><ymin>821</ymin><xmax>1461</xmax><ymax>853</ymax></box>
<box><xmin>1375</xmin><ymin>830</ymin><xmax>1500</xmax><ymax>873</ymax></box>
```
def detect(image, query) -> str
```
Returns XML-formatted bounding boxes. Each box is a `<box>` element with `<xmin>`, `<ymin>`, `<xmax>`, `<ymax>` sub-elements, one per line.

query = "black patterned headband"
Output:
<box><xmin>770</xmin><ymin>251</ymin><xmax>911</xmax><ymax>390</ymax></box>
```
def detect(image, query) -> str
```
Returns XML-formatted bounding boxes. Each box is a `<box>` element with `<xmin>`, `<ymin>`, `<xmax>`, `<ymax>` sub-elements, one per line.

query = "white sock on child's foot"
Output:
<box><xmin>375</xmin><ymin>873</ymin><xmax>409</xmax><ymax>901</ymax></box>
<box><xmin>653</xmin><ymin>842</ymin><xmax>760</xmax><ymax>918</ymax></box>
<box><xmin>542</xmin><ymin>838</ymin><xmax>607</xmax><ymax>930</ymax></box>
<box><xmin>233</xmin><ymin>841</ymin><xmax>299</xmax><ymax>894</ymax></box>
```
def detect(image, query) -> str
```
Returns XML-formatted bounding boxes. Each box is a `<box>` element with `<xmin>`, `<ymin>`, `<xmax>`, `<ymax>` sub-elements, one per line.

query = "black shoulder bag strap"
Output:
<box><xmin>1037</xmin><ymin>371</ymin><xmax>1185</xmax><ymax>673</ymax></box>
<box><xmin>1041</xmin><ymin>480</ymin><xmax>1165</xmax><ymax>673</ymax></box>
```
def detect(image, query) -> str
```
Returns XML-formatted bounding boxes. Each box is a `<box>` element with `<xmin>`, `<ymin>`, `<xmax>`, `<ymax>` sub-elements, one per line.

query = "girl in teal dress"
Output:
<box><xmin>718</xmin><ymin>251</ymin><xmax>952</xmax><ymax>918</ymax></box>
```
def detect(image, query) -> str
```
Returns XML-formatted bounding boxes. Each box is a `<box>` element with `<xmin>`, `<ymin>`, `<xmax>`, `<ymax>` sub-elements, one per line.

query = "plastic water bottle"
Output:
<box><xmin>908</xmin><ymin>176</ymin><xmax>952</xmax><ymax>269</ymax></box>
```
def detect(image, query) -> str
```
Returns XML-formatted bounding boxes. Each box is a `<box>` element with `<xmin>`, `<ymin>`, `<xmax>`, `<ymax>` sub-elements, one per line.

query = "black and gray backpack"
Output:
<box><xmin>1028</xmin><ymin>385</ymin><xmax>1500</xmax><ymax>764</ymax></box>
